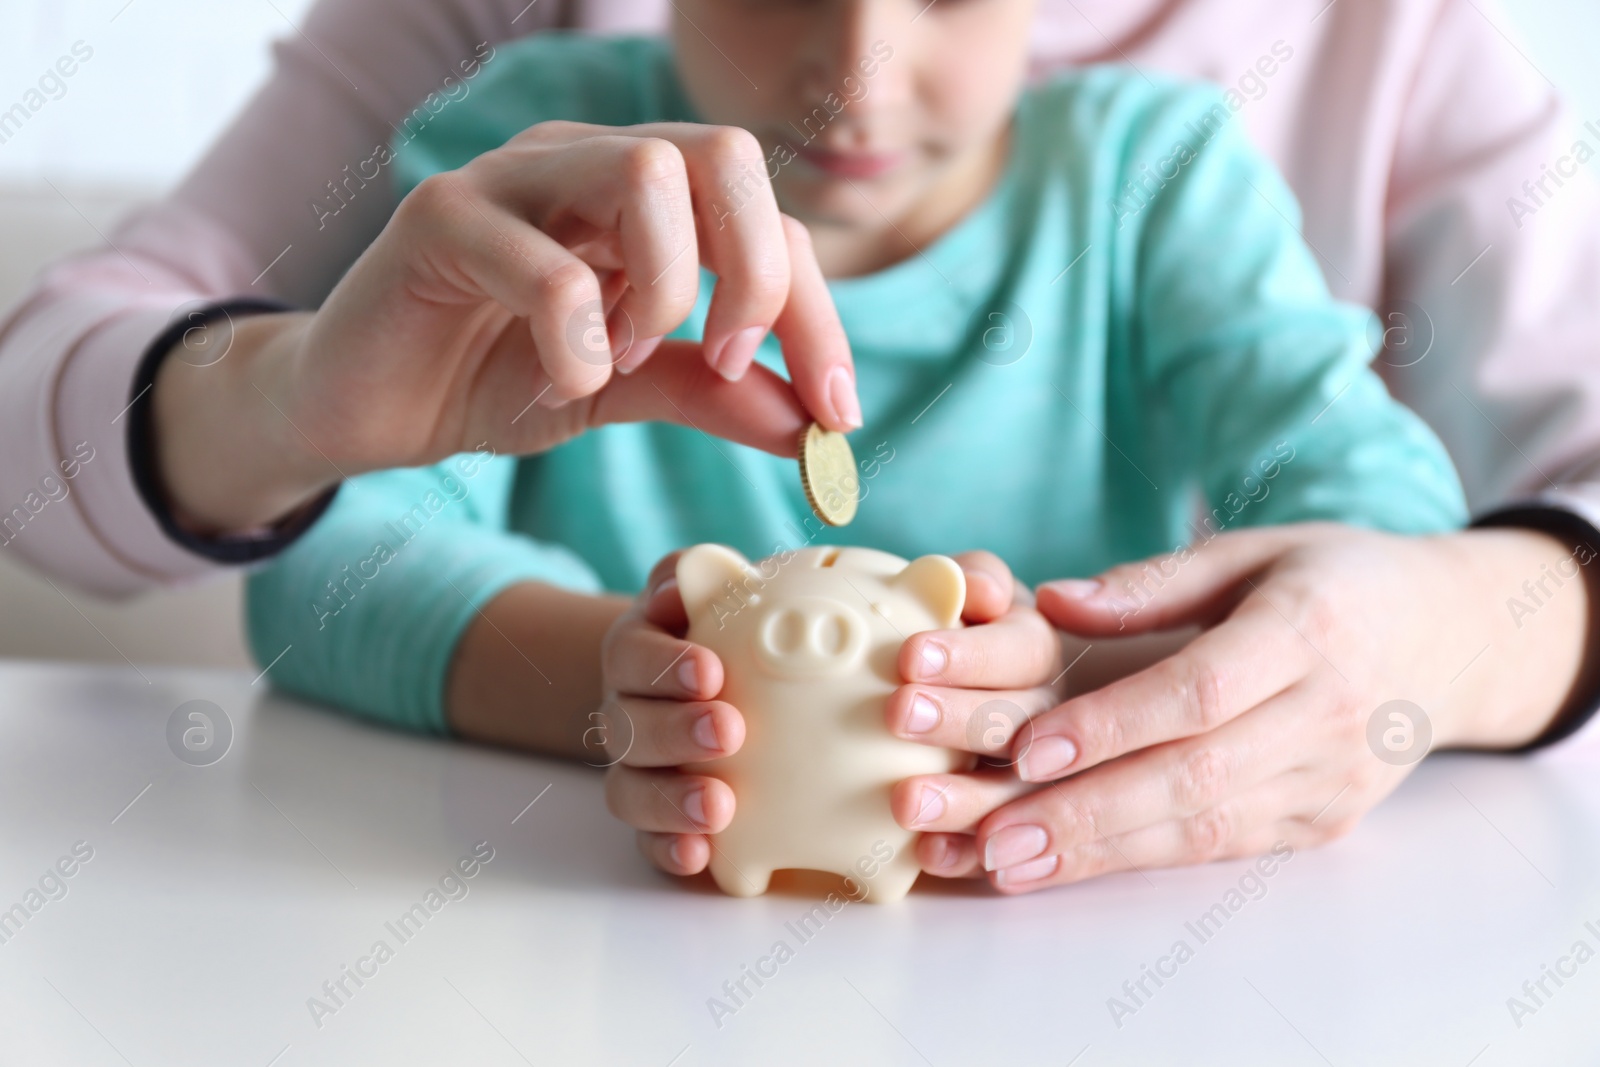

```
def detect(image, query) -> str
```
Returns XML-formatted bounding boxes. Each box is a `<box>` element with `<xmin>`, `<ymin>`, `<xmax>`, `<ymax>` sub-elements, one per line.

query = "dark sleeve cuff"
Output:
<box><xmin>126</xmin><ymin>298</ymin><xmax>340</xmax><ymax>566</ymax></box>
<box><xmin>1473</xmin><ymin>504</ymin><xmax>1600</xmax><ymax>751</ymax></box>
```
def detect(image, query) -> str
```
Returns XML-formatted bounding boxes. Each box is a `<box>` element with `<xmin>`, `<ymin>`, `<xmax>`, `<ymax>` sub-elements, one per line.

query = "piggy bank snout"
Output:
<box><xmin>754</xmin><ymin>596</ymin><xmax>870</xmax><ymax>678</ymax></box>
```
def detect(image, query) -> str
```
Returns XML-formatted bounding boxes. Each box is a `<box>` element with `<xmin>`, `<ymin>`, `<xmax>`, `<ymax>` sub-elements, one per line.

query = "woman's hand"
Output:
<box><xmin>602</xmin><ymin>549</ymin><xmax>1038</xmax><ymax>879</ymax></box>
<box><xmin>903</xmin><ymin>523</ymin><xmax>1590</xmax><ymax>893</ymax></box>
<box><xmin>155</xmin><ymin>120</ymin><xmax>860</xmax><ymax>533</ymax></box>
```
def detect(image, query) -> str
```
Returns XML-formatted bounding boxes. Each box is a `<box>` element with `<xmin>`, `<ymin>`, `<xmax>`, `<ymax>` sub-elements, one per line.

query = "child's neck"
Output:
<box><xmin>808</xmin><ymin>120</ymin><xmax>1014</xmax><ymax>279</ymax></box>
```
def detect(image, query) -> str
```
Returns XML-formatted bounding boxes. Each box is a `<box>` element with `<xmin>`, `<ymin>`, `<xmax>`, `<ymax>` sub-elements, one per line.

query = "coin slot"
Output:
<box><xmin>819</xmin><ymin>549</ymin><xmax>842</xmax><ymax>568</ymax></box>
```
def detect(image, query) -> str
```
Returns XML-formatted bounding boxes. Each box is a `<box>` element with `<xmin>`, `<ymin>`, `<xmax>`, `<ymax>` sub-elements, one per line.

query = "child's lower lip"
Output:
<box><xmin>793</xmin><ymin>144</ymin><xmax>905</xmax><ymax>180</ymax></box>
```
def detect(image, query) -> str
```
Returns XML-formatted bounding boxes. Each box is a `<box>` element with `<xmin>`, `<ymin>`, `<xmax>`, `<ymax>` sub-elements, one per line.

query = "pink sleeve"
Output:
<box><xmin>1375</xmin><ymin>1</ymin><xmax>1600</xmax><ymax>751</ymax></box>
<box><xmin>1020</xmin><ymin>0</ymin><xmax>1600</xmax><ymax>753</ymax></box>
<box><xmin>0</xmin><ymin>0</ymin><xmax>656</xmax><ymax>596</ymax></box>
<box><xmin>1379</xmin><ymin>1</ymin><xmax>1600</xmax><ymax>506</ymax></box>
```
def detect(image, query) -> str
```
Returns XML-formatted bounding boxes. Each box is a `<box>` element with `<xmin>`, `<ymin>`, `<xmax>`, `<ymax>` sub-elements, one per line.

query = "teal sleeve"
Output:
<box><xmin>1124</xmin><ymin>88</ymin><xmax>1468</xmax><ymax>533</ymax></box>
<box><xmin>244</xmin><ymin>453</ymin><xmax>602</xmax><ymax>734</ymax></box>
<box><xmin>390</xmin><ymin>35</ymin><xmax>691</xmax><ymax>197</ymax></box>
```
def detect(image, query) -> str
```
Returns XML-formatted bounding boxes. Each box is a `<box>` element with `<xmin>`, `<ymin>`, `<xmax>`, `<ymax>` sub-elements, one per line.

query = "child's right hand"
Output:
<box><xmin>598</xmin><ymin>552</ymin><xmax>744</xmax><ymax>877</ymax></box>
<box><xmin>156</xmin><ymin>121</ymin><xmax>860</xmax><ymax>533</ymax></box>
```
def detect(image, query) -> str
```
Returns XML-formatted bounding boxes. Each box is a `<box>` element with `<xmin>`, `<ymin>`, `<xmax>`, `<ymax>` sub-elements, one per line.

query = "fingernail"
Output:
<box><xmin>668</xmin><ymin>837</ymin><xmax>687</xmax><ymax>870</ymax></box>
<box><xmin>683</xmin><ymin>788</ymin><xmax>708</xmax><ymax>829</ymax></box>
<box><xmin>905</xmin><ymin>692</ymin><xmax>939</xmax><ymax>734</ymax></box>
<box><xmin>608</xmin><ymin>316</ymin><xmax>634</xmax><ymax>361</ymax></box>
<box><xmin>926</xmin><ymin>835</ymin><xmax>956</xmax><ymax>871</ymax></box>
<box><xmin>1046</xmin><ymin>578</ymin><xmax>1102</xmax><ymax>599</ymax></box>
<box><xmin>983</xmin><ymin>824</ymin><xmax>1047</xmax><ymax>871</ymax></box>
<box><xmin>994</xmin><ymin>854</ymin><xmax>1059</xmax><ymax>886</ymax></box>
<box><xmin>677</xmin><ymin>656</ymin><xmax>700</xmax><ymax>695</ymax></box>
<box><xmin>827</xmin><ymin>365</ymin><xmax>863</xmax><ymax>430</ymax></box>
<box><xmin>616</xmin><ymin>334</ymin><xmax>663</xmax><ymax>374</ymax></box>
<box><xmin>1018</xmin><ymin>735</ymin><xmax>1078</xmax><ymax>782</ymax></box>
<box><xmin>911</xmin><ymin>785</ymin><xmax>946</xmax><ymax>827</ymax></box>
<box><xmin>537</xmin><ymin>386</ymin><xmax>571</xmax><ymax>409</ymax></box>
<box><xmin>650</xmin><ymin>575</ymin><xmax>679</xmax><ymax>602</ymax></box>
<box><xmin>691</xmin><ymin>710</ymin><xmax>719</xmax><ymax>751</ymax></box>
<box><xmin>710</xmin><ymin>325</ymin><xmax>766</xmax><ymax>381</ymax></box>
<box><xmin>916</xmin><ymin>641</ymin><xmax>948</xmax><ymax>680</ymax></box>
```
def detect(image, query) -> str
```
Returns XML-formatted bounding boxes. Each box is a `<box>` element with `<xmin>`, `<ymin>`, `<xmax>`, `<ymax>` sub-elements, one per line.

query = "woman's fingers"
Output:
<box><xmin>765</xmin><ymin>214</ymin><xmax>859</xmax><ymax>431</ymax></box>
<box><xmin>1036</xmin><ymin>525</ymin><xmax>1327</xmax><ymax>637</ymax></box>
<box><xmin>979</xmin><ymin>684</ymin><xmax>1318</xmax><ymax>868</ymax></box>
<box><xmin>983</xmin><ymin>772</ymin><xmax>1348</xmax><ymax>893</ymax></box>
<box><xmin>482</xmin><ymin>124</ymin><xmax>702</xmax><ymax>348</ymax></box>
<box><xmin>587</xmin><ymin>122</ymin><xmax>790</xmax><ymax>382</ymax></box>
<box><xmin>919</xmin><ymin>764</ymin><xmax>1369</xmax><ymax>889</ymax></box>
<box><xmin>605</xmin><ymin>765</ymin><xmax>736</xmax><ymax>834</ymax></box>
<box><xmin>676</xmin><ymin>127</ymin><xmax>790</xmax><ymax>380</ymax></box>
<box><xmin>638</xmin><ymin>830</ymin><xmax>711</xmax><ymax>876</ymax></box>
<box><xmin>1009</xmin><ymin>595</ymin><xmax>1312</xmax><ymax>782</ymax></box>
<box><xmin>448</xmin><ymin>119</ymin><xmax>860</xmax><ymax>431</ymax></box>
<box><xmin>487</xmin><ymin>122</ymin><xmax>817</xmax><ymax>400</ymax></box>
<box><xmin>392</xmin><ymin>174</ymin><xmax>616</xmax><ymax>403</ymax></box>
<box><xmin>589</xmin><ymin>339</ymin><xmax>809</xmax><ymax>457</ymax></box>
<box><xmin>900</xmin><ymin>602</ymin><xmax>1062</xmax><ymax>690</ymax></box>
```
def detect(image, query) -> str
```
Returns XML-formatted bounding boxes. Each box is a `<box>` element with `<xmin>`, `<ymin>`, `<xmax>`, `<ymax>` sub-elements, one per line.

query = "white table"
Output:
<box><xmin>1</xmin><ymin>660</ymin><xmax>1597</xmax><ymax>1066</ymax></box>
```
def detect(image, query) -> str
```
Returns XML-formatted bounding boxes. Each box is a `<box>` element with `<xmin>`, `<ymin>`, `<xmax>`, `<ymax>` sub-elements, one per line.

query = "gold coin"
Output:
<box><xmin>799</xmin><ymin>422</ymin><xmax>859</xmax><ymax>526</ymax></box>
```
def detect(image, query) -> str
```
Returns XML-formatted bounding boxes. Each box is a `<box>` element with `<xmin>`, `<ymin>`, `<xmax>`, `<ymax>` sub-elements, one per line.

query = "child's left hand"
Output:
<box><xmin>881</xmin><ymin>556</ymin><xmax>1071</xmax><ymax>835</ymax></box>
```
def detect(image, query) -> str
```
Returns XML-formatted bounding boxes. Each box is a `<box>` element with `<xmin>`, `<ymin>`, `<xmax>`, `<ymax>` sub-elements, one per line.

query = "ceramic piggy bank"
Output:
<box><xmin>677</xmin><ymin>543</ymin><xmax>971</xmax><ymax>903</ymax></box>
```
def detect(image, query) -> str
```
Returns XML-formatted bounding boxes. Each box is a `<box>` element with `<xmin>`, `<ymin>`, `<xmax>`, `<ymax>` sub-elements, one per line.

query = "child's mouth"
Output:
<box><xmin>793</xmin><ymin>143</ymin><xmax>906</xmax><ymax>180</ymax></box>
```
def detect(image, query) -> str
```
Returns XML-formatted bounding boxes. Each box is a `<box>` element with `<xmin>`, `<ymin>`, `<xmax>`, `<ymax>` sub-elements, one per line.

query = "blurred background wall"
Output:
<box><xmin>1</xmin><ymin>0</ymin><xmax>1598</xmax><ymax>670</ymax></box>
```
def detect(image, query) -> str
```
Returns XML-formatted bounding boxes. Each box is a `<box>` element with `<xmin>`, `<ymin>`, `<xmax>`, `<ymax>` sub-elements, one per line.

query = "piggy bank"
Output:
<box><xmin>677</xmin><ymin>543</ymin><xmax>971</xmax><ymax>903</ymax></box>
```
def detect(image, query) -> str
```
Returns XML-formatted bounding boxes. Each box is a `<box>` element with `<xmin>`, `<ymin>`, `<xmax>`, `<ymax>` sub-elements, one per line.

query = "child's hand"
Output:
<box><xmin>882</xmin><ymin>552</ymin><xmax>1071</xmax><ymax>852</ymax></box>
<box><xmin>599</xmin><ymin>553</ymin><xmax>744</xmax><ymax>877</ymax></box>
<box><xmin>602</xmin><ymin>550</ymin><xmax>1042</xmax><ymax>879</ymax></box>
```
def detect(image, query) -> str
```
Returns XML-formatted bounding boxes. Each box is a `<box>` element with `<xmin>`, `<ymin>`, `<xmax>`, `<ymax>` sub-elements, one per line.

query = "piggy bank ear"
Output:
<box><xmin>676</xmin><ymin>544</ymin><xmax>756</xmax><ymax>621</ymax></box>
<box><xmin>894</xmin><ymin>555</ymin><xmax>966</xmax><ymax>629</ymax></box>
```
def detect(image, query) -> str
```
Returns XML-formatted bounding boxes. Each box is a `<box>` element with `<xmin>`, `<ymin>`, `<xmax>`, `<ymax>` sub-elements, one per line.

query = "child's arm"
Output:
<box><xmin>445</xmin><ymin>579</ymin><xmax>630</xmax><ymax>758</ymax></box>
<box><xmin>245</xmin><ymin>453</ymin><xmax>611</xmax><ymax>735</ymax></box>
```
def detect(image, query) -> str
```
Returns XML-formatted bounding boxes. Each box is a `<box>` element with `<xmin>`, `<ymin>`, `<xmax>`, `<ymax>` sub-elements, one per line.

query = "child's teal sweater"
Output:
<box><xmin>246</xmin><ymin>35</ymin><xmax>1466</xmax><ymax>732</ymax></box>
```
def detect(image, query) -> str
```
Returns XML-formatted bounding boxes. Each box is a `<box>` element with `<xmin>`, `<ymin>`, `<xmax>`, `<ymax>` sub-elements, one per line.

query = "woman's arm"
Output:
<box><xmin>0</xmin><ymin>0</ymin><xmax>564</xmax><ymax>595</ymax></box>
<box><xmin>894</xmin><ymin>521</ymin><xmax>1589</xmax><ymax>893</ymax></box>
